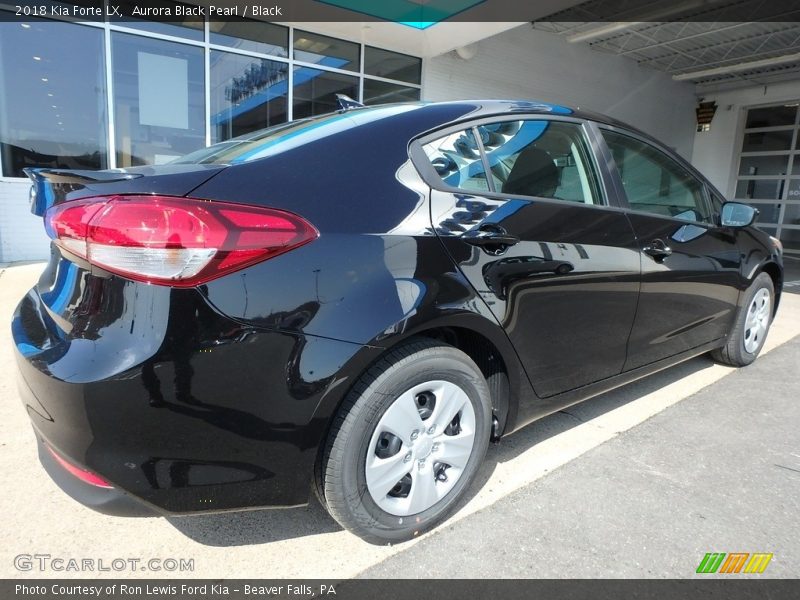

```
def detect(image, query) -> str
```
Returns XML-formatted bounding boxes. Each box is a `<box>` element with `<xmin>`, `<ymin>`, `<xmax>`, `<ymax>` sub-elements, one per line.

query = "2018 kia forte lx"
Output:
<box><xmin>13</xmin><ymin>100</ymin><xmax>783</xmax><ymax>544</ymax></box>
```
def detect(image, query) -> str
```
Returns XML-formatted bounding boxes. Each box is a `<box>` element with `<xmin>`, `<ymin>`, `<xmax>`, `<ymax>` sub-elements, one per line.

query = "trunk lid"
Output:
<box><xmin>24</xmin><ymin>163</ymin><xmax>227</xmax><ymax>216</ymax></box>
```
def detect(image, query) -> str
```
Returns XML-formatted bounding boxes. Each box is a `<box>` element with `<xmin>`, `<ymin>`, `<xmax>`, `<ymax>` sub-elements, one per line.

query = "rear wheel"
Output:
<box><xmin>319</xmin><ymin>339</ymin><xmax>491</xmax><ymax>544</ymax></box>
<box><xmin>711</xmin><ymin>272</ymin><xmax>774</xmax><ymax>367</ymax></box>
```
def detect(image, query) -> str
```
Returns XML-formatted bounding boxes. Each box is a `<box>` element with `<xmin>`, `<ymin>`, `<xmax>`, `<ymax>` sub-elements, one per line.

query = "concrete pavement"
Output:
<box><xmin>1</xmin><ymin>261</ymin><xmax>798</xmax><ymax>579</ymax></box>
<box><xmin>359</xmin><ymin>335</ymin><xmax>800</xmax><ymax>578</ymax></box>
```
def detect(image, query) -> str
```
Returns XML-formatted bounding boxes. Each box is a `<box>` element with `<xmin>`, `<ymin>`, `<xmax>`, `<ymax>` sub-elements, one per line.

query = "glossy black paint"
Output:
<box><xmin>431</xmin><ymin>193</ymin><xmax>641</xmax><ymax>398</ymax></box>
<box><xmin>12</xmin><ymin>100</ymin><xmax>783</xmax><ymax>516</ymax></box>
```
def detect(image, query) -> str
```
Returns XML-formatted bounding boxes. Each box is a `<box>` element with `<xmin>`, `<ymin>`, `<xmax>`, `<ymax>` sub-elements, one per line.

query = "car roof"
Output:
<box><xmin>361</xmin><ymin>99</ymin><xmax>630</xmax><ymax>128</ymax></box>
<box><xmin>350</xmin><ymin>99</ymin><xmax>657</xmax><ymax>145</ymax></box>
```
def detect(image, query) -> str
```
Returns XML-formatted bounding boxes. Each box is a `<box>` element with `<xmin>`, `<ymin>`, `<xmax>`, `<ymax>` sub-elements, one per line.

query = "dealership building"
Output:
<box><xmin>1</xmin><ymin>0</ymin><xmax>799</xmax><ymax>262</ymax></box>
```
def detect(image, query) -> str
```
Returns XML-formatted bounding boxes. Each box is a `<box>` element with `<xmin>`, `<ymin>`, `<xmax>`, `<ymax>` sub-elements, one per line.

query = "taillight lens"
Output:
<box><xmin>45</xmin><ymin>195</ymin><xmax>318</xmax><ymax>287</ymax></box>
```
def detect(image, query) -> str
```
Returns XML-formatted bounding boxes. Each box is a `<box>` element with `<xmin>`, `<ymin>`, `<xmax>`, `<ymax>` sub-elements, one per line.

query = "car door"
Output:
<box><xmin>413</xmin><ymin>117</ymin><xmax>641</xmax><ymax>398</ymax></box>
<box><xmin>596</xmin><ymin>126</ymin><xmax>742</xmax><ymax>370</ymax></box>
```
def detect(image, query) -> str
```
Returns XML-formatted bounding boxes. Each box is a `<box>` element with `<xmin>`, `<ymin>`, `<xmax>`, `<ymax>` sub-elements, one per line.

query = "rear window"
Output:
<box><xmin>171</xmin><ymin>104</ymin><xmax>422</xmax><ymax>166</ymax></box>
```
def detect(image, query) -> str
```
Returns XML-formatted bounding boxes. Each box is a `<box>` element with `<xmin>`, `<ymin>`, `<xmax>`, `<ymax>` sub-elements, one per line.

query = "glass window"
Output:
<box><xmin>735</xmin><ymin>179</ymin><xmax>784</xmax><ymax>200</ymax></box>
<box><xmin>364</xmin><ymin>46</ymin><xmax>421</xmax><ymax>84</ymax></box>
<box><xmin>174</xmin><ymin>106</ymin><xmax>420</xmax><ymax>166</ymax></box>
<box><xmin>745</xmin><ymin>105</ymin><xmax>797</xmax><ymax>129</ymax></box>
<box><xmin>422</xmin><ymin>128</ymin><xmax>489</xmax><ymax>192</ymax></box>
<box><xmin>112</xmin><ymin>33</ymin><xmax>205</xmax><ymax>167</ymax></box>
<box><xmin>747</xmin><ymin>202</ymin><xmax>782</xmax><ymax>224</ymax></box>
<box><xmin>209</xmin><ymin>20</ymin><xmax>288</xmax><ymax>57</ymax></box>
<box><xmin>742</xmin><ymin>130</ymin><xmax>793</xmax><ymax>152</ymax></box>
<box><xmin>292</xmin><ymin>67</ymin><xmax>358</xmax><ymax>119</ymax></box>
<box><xmin>789</xmin><ymin>179</ymin><xmax>800</xmax><ymax>199</ymax></box>
<box><xmin>603</xmin><ymin>129</ymin><xmax>711</xmax><ymax>223</ymax></box>
<box><xmin>783</xmin><ymin>202</ymin><xmax>800</xmax><ymax>225</ymax></box>
<box><xmin>738</xmin><ymin>155</ymin><xmax>790</xmax><ymax>176</ymax></box>
<box><xmin>363</xmin><ymin>80</ymin><xmax>421</xmax><ymax>105</ymax></box>
<box><xmin>210</xmin><ymin>51</ymin><xmax>288</xmax><ymax>144</ymax></box>
<box><xmin>779</xmin><ymin>227</ymin><xmax>800</xmax><ymax>252</ymax></box>
<box><xmin>293</xmin><ymin>30</ymin><xmax>359</xmax><ymax>72</ymax></box>
<box><xmin>479</xmin><ymin>120</ymin><xmax>602</xmax><ymax>204</ymax></box>
<box><xmin>111</xmin><ymin>1</ymin><xmax>204</xmax><ymax>41</ymax></box>
<box><xmin>0</xmin><ymin>17</ymin><xmax>108</xmax><ymax>177</ymax></box>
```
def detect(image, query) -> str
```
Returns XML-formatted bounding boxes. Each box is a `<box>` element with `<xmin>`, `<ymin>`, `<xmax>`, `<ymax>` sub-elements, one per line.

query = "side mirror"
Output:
<box><xmin>720</xmin><ymin>202</ymin><xmax>758</xmax><ymax>228</ymax></box>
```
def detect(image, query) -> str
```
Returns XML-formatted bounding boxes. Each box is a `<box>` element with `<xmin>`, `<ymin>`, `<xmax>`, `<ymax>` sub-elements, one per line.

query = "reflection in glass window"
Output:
<box><xmin>174</xmin><ymin>105</ymin><xmax>420</xmax><ymax>165</ymax></box>
<box><xmin>112</xmin><ymin>33</ymin><xmax>205</xmax><ymax>167</ymax></box>
<box><xmin>111</xmin><ymin>0</ymin><xmax>204</xmax><ymax>41</ymax></box>
<box><xmin>293</xmin><ymin>30</ymin><xmax>359</xmax><ymax>72</ymax></box>
<box><xmin>211</xmin><ymin>51</ymin><xmax>288</xmax><ymax>143</ymax></box>
<box><xmin>735</xmin><ymin>179</ymin><xmax>784</xmax><ymax>200</ymax></box>
<box><xmin>745</xmin><ymin>105</ymin><xmax>797</xmax><ymax>129</ymax></box>
<box><xmin>363</xmin><ymin>80</ymin><xmax>420</xmax><ymax>105</ymax></box>
<box><xmin>738</xmin><ymin>155</ymin><xmax>789</xmax><ymax>176</ymax></box>
<box><xmin>210</xmin><ymin>20</ymin><xmax>288</xmax><ymax>57</ymax></box>
<box><xmin>0</xmin><ymin>18</ymin><xmax>108</xmax><ymax>177</ymax></box>
<box><xmin>364</xmin><ymin>46</ymin><xmax>421</xmax><ymax>84</ymax></box>
<box><xmin>742</xmin><ymin>130</ymin><xmax>793</xmax><ymax>152</ymax></box>
<box><xmin>481</xmin><ymin>121</ymin><xmax>601</xmax><ymax>203</ymax></box>
<box><xmin>292</xmin><ymin>67</ymin><xmax>358</xmax><ymax>119</ymax></box>
<box><xmin>783</xmin><ymin>201</ymin><xmax>800</xmax><ymax>225</ymax></box>
<box><xmin>603</xmin><ymin>130</ymin><xmax>711</xmax><ymax>222</ymax></box>
<box><xmin>746</xmin><ymin>202</ymin><xmax>782</xmax><ymax>224</ymax></box>
<box><xmin>423</xmin><ymin>129</ymin><xmax>489</xmax><ymax>192</ymax></box>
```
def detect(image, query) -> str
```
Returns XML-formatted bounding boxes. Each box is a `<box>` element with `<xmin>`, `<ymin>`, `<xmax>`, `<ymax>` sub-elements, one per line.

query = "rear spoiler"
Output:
<box><xmin>23</xmin><ymin>168</ymin><xmax>143</xmax><ymax>216</ymax></box>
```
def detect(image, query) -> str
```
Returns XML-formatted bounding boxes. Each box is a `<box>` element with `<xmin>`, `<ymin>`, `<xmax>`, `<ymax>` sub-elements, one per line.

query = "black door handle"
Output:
<box><xmin>462</xmin><ymin>225</ymin><xmax>520</xmax><ymax>250</ymax></box>
<box><xmin>642</xmin><ymin>239</ymin><xmax>672</xmax><ymax>260</ymax></box>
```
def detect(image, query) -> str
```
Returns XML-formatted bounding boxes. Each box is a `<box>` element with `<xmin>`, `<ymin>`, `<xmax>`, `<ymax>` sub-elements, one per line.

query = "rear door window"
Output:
<box><xmin>421</xmin><ymin>119</ymin><xmax>603</xmax><ymax>204</ymax></box>
<box><xmin>478</xmin><ymin>120</ymin><xmax>602</xmax><ymax>204</ymax></box>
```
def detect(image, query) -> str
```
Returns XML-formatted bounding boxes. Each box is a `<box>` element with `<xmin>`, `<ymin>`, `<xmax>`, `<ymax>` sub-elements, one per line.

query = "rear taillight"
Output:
<box><xmin>45</xmin><ymin>195</ymin><xmax>318</xmax><ymax>287</ymax></box>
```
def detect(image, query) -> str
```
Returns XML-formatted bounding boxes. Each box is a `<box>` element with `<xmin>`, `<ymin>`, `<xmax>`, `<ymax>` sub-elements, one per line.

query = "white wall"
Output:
<box><xmin>691</xmin><ymin>81</ymin><xmax>800</xmax><ymax>197</ymax></box>
<box><xmin>0</xmin><ymin>179</ymin><xmax>49</xmax><ymax>263</ymax></box>
<box><xmin>423</xmin><ymin>24</ymin><xmax>698</xmax><ymax>160</ymax></box>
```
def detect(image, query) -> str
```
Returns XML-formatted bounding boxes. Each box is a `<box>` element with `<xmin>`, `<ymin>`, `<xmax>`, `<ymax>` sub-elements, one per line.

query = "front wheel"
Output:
<box><xmin>711</xmin><ymin>272</ymin><xmax>775</xmax><ymax>367</ymax></box>
<box><xmin>319</xmin><ymin>339</ymin><xmax>492</xmax><ymax>544</ymax></box>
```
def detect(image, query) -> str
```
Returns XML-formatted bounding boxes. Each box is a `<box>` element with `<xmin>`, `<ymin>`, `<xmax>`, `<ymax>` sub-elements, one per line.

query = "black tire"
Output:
<box><xmin>319</xmin><ymin>338</ymin><xmax>492</xmax><ymax>545</ymax></box>
<box><xmin>711</xmin><ymin>272</ymin><xmax>775</xmax><ymax>367</ymax></box>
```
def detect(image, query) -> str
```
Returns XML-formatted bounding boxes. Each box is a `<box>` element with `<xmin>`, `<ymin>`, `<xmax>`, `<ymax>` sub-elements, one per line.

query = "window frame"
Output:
<box><xmin>410</xmin><ymin>115</ymin><xmax>616</xmax><ymax>209</ymax></box>
<box><xmin>363</xmin><ymin>45</ymin><xmax>422</xmax><ymax>85</ymax></box>
<box><xmin>595</xmin><ymin>123</ymin><xmax>718</xmax><ymax>227</ymax></box>
<box><xmin>0</xmin><ymin>12</ymin><xmax>422</xmax><ymax>179</ymax></box>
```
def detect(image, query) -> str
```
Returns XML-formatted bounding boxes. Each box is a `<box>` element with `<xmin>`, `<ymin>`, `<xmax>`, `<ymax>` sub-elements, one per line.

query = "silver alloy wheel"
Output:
<box><xmin>365</xmin><ymin>380</ymin><xmax>477</xmax><ymax>517</ymax></box>
<box><xmin>743</xmin><ymin>287</ymin><xmax>771</xmax><ymax>354</ymax></box>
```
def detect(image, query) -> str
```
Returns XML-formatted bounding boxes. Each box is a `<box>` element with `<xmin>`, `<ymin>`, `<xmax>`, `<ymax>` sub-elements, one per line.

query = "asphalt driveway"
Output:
<box><xmin>1</xmin><ymin>261</ymin><xmax>798</xmax><ymax>579</ymax></box>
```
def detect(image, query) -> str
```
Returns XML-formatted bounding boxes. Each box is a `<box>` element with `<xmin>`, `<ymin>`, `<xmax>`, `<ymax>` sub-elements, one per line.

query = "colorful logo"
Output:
<box><xmin>696</xmin><ymin>552</ymin><xmax>773</xmax><ymax>574</ymax></box>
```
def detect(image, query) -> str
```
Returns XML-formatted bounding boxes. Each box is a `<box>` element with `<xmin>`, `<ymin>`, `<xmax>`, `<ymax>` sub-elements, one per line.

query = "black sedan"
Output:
<box><xmin>13</xmin><ymin>100</ymin><xmax>783</xmax><ymax>544</ymax></box>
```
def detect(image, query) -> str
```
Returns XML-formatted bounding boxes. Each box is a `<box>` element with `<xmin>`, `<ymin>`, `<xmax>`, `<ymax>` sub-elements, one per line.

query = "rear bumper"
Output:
<box><xmin>35</xmin><ymin>435</ymin><xmax>154</xmax><ymax>517</ymax></box>
<box><xmin>12</xmin><ymin>264</ymin><xmax>380</xmax><ymax>515</ymax></box>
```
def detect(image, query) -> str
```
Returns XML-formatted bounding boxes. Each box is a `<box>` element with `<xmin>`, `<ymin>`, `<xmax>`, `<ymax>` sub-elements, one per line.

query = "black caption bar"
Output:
<box><xmin>1</xmin><ymin>0</ymin><xmax>800</xmax><ymax>23</ymax></box>
<box><xmin>4</xmin><ymin>579</ymin><xmax>800</xmax><ymax>600</ymax></box>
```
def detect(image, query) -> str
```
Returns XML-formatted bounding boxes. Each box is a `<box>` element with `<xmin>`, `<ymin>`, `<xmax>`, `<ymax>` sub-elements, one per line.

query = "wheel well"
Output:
<box><xmin>759</xmin><ymin>262</ymin><xmax>783</xmax><ymax>316</ymax></box>
<box><xmin>312</xmin><ymin>326</ymin><xmax>513</xmax><ymax>501</ymax></box>
<box><xmin>413</xmin><ymin>326</ymin><xmax>511</xmax><ymax>440</ymax></box>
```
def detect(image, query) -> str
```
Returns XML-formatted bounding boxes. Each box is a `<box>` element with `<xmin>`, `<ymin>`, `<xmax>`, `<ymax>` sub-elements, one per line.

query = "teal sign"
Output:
<box><xmin>315</xmin><ymin>0</ymin><xmax>486</xmax><ymax>29</ymax></box>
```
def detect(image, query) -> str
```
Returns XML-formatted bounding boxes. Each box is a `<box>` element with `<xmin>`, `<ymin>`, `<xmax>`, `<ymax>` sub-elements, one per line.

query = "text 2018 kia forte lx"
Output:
<box><xmin>12</xmin><ymin>100</ymin><xmax>783</xmax><ymax>544</ymax></box>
